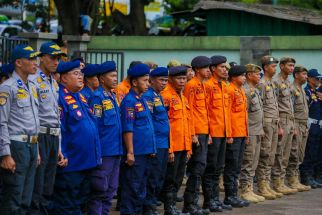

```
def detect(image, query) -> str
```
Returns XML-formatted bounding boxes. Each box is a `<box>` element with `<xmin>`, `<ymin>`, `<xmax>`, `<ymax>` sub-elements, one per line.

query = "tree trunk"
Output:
<box><xmin>54</xmin><ymin>0</ymin><xmax>80</xmax><ymax>35</ymax></box>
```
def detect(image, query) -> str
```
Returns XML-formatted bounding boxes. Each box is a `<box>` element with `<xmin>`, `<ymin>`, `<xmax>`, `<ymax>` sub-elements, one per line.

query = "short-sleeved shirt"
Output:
<box><xmin>59</xmin><ymin>84</ymin><xmax>101</xmax><ymax>172</ymax></box>
<box><xmin>120</xmin><ymin>88</ymin><xmax>156</xmax><ymax>155</ymax></box>
<box><xmin>29</xmin><ymin>69</ymin><xmax>60</xmax><ymax>127</ymax></box>
<box><xmin>90</xmin><ymin>86</ymin><xmax>123</xmax><ymax>157</ymax></box>
<box><xmin>243</xmin><ymin>82</ymin><xmax>264</xmax><ymax>136</ymax></box>
<box><xmin>273</xmin><ymin>74</ymin><xmax>294</xmax><ymax>117</ymax></box>
<box><xmin>143</xmin><ymin>87</ymin><xmax>170</xmax><ymax>149</ymax></box>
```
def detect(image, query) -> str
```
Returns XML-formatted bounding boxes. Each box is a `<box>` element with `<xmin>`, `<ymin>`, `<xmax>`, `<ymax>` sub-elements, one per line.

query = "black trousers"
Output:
<box><xmin>202</xmin><ymin>137</ymin><xmax>226</xmax><ymax>200</ymax></box>
<box><xmin>224</xmin><ymin>137</ymin><xmax>246</xmax><ymax>193</ymax></box>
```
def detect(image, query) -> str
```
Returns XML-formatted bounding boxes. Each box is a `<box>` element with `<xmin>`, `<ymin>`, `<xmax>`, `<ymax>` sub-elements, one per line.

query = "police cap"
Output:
<box><xmin>280</xmin><ymin>56</ymin><xmax>296</xmax><ymax>64</ymax></box>
<box><xmin>228</xmin><ymin>65</ymin><xmax>247</xmax><ymax>77</ymax></box>
<box><xmin>167</xmin><ymin>59</ymin><xmax>181</xmax><ymax>68</ymax></box>
<box><xmin>245</xmin><ymin>64</ymin><xmax>262</xmax><ymax>73</ymax></box>
<box><xmin>150</xmin><ymin>67</ymin><xmax>168</xmax><ymax>77</ymax></box>
<box><xmin>97</xmin><ymin>61</ymin><xmax>117</xmax><ymax>75</ymax></box>
<box><xmin>293</xmin><ymin>65</ymin><xmax>308</xmax><ymax>74</ymax></box>
<box><xmin>127</xmin><ymin>63</ymin><xmax>150</xmax><ymax>78</ymax></box>
<box><xmin>11</xmin><ymin>44</ymin><xmax>40</xmax><ymax>62</ymax></box>
<box><xmin>56</xmin><ymin>60</ymin><xmax>81</xmax><ymax>74</ymax></box>
<box><xmin>308</xmin><ymin>69</ymin><xmax>322</xmax><ymax>78</ymax></box>
<box><xmin>210</xmin><ymin>55</ymin><xmax>227</xmax><ymax>66</ymax></box>
<box><xmin>261</xmin><ymin>56</ymin><xmax>279</xmax><ymax>66</ymax></box>
<box><xmin>39</xmin><ymin>42</ymin><xmax>67</xmax><ymax>57</ymax></box>
<box><xmin>191</xmin><ymin>56</ymin><xmax>211</xmax><ymax>70</ymax></box>
<box><xmin>82</xmin><ymin>63</ymin><xmax>99</xmax><ymax>77</ymax></box>
<box><xmin>169</xmin><ymin>66</ymin><xmax>188</xmax><ymax>76</ymax></box>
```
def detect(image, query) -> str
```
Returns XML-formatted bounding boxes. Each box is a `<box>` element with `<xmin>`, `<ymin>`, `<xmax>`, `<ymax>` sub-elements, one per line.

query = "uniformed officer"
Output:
<box><xmin>160</xmin><ymin>65</ymin><xmax>192</xmax><ymax>215</ymax></box>
<box><xmin>80</xmin><ymin>63</ymin><xmax>100</xmax><ymax>103</ymax></box>
<box><xmin>0</xmin><ymin>63</ymin><xmax>13</xmax><ymax>84</ymax></box>
<box><xmin>119</xmin><ymin>63</ymin><xmax>156</xmax><ymax>215</ymax></box>
<box><xmin>183</xmin><ymin>56</ymin><xmax>211</xmax><ymax>215</ymax></box>
<box><xmin>239</xmin><ymin>64</ymin><xmax>265</xmax><ymax>203</ymax></box>
<box><xmin>0</xmin><ymin>44</ymin><xmax>40</xmax><ymax>215</ymax></box>
<box><xmin>271</xmin><ymin>57</ymin><xmax>297</xmax><ymax>195</ymax></box>
<box><xmin>223</xmin><ymin>65</ymin><xmax>250</xmax><ymax>208</ymax></box>
<box><xmin>28</xmin><ymin>42</ymin><xmax>68</xmax><ymax>215</ymax></box>
<box><xmin>255</xmin><ymin>56</ymin><xmax>282</xmax><ymax>200</ymax></box>
<box><xmin>51</xmin><ymin>60</ymin><xmax>101</xmax><ymax>215</ymax></box>
<box><xmin>202</xmin><ymin>55</ymin><xmax>232</xmax><ymax>212</ymax></box>
<box><xmin>287</xmin><ymin>66</ymin><xmax>311</xmax><ymax>192</ymax></box>
<box><xmin>142</xmin><ymin>67</ymin><xmax>170</xmax><ymax>215</ymax></box>
<box><xmin>115</xmin><ymin>61</ymin><xmax>142</xmax><ymax>104</ymax></box>
<box><xmin>300</xmin><ymin>69</ymin><xmax>322</xmax><ymax>188</ymax></box>
<box><xmin>88</xmin><ymin>61</ymin><xmax>123</xmax><ymax>215</ymax></box>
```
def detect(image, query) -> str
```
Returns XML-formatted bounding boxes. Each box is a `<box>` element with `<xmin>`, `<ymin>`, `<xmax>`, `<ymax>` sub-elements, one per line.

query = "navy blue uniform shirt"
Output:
<box><xmin>90</xmin><ymin>86</ymin><xmax>123</xmax><ymax>157</ymax></box>
<box><xmin>80</xmin><ymin>85</ymin><xmax>95</xmax><ymax>105</ymax></box>
<box><xmin>305</xmin><ymin>84</ymin><xmax>321</xmax><ymax>120</ymax></box>
<box><xmin>59</xmin><ymin>84</ymin><xmax>101</xmax><ymax>172</ymax></box>
<box><xmin>120</xmin><ymin>88</ymin><xmax>156</xmax><ymax>155</ymax></box>
<box><xmin>143</xmin><ymin>87</ymin><xmax>170</xmax><ymax>149</ymax></box>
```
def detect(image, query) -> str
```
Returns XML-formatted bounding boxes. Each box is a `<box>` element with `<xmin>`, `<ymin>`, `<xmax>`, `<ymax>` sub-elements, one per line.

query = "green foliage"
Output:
<box><xmin>164</xmin><ymin>0</ymin><xmax>199</xmax><ymax>12</ymax></box>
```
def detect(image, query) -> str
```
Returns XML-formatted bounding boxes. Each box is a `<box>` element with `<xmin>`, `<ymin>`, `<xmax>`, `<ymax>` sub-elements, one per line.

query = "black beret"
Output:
<box><xmin>169</xmin><ymin>66</ymin><xmax>188</xmax><ymax>76</ymax></box>
<box><xmin>191</xmin><ymin>56</ymin><xmax>211</xmax><ymax>69</ymax></box>
<box><xmin>210</xmin><ymin>55</ymin><xmax>227</xmax><ymax>66</ymax></box>
<box><xmin>228</xmin><ymin>65</ymin><xmax>247</xmax><ymax>77</ymax></box>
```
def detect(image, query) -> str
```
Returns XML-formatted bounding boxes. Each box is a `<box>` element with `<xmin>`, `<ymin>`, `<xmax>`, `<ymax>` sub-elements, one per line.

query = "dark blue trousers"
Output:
<box><xmin>51</xmin><ymin>170</ymin><xmax>91</xmax><ymax>215</ymax></box>
<box><xmin>224</xmin><ymin>137</ymin><xmax>246</xmax><ymax>193</ymax></box>
<box><xmin>300</xmin><ymin>124</ymin><xmax>321</xmax><ymax>176</ymax></box>
<box><xmin>0</xmin><ymin>140</ymin><xmax>38</xmax><ymax>215</ymax></box>
<box><xmin>88</xmin><ymin>156</ymin><xmax>121</xmax><ymax>215</ymax></box>
<box><xmin>29</xmin><ymin>133</ymin><xmax>59</xmax><ymax>215</ymax></box>
<box><xmin>120</xmin><ymin>155</ymin><xmax>152</xmax><ymax>215</ymax></box>
<box><xmin>144</xmin><ymin>148</ymin><xmax>168</xmax><ymax>208</ymax></box>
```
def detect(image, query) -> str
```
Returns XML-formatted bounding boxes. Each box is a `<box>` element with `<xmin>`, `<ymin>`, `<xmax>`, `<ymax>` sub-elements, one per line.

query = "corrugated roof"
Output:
<box><xmin>193</xmin><ymin>0</ymin><xmax>322</xmax><ymax>25</ymax></box>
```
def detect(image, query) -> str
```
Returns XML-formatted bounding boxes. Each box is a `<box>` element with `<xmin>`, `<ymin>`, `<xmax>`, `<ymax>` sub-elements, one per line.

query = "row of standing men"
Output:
<box><xmin>0</xmin><ymin>42</ymin><xmax>322</xmax><ymax>215</ymax></box>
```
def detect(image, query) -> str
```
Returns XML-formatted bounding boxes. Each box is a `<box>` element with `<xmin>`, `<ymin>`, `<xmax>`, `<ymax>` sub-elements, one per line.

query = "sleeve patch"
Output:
<box><xmin>0</xmin><ymin>92</ymin><xmax>9</xmax><ymax>105</ymax></box>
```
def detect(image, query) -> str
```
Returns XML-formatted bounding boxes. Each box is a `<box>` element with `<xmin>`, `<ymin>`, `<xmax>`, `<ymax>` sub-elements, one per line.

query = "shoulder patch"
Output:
<box><xmin>0</xmin><ymin>92</ymin><xmax>8</xmax><ymax>105</ymax></box>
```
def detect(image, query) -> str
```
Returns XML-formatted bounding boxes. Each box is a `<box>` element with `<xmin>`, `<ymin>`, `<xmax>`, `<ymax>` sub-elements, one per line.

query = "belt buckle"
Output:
<box><xmin>22</xmin><ymin>136</ymin><xmax>28</xmax><ymax>142</ymax></box>
<box><xmin>31</xmin><ymin>136</ymin><xmax>38</xmax><ymax>144</ymax></box>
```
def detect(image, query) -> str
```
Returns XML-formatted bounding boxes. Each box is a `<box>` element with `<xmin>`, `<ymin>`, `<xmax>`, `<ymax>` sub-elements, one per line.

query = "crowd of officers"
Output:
<box><xmin>0</xmin><ymin>41</ymin><xmax>321</xmax><ymax>215</ymax></box>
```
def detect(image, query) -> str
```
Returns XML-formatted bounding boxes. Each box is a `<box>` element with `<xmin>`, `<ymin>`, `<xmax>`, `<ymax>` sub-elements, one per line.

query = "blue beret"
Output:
<box><xmin>82</xmin><ymin>63</ymin><xmax>99</xmax><ymax>77</ymax></box>
<box><xmin>169</xmin><ymin>66</ymin><xmax>188</xmax><ymax>76</ymax></box>
<box><xmin>0</xmin><ymin>63</ymin><xmax>14</xmax><ymax>77</ymax></box>
<box><xmin>308</xmin><ymin>69</ymin><xmax>322</xmax><ymax>78</ymax></box>
<box><xmin>40</xmin><ymin>42</ymin><xmax>67</xmax><ymax>57</ymax></box>
<box><xmin>228</xmin><ymin>65</ymin><xmax>246</xmax><ymax>77</ymax></box>
<box><xmin>211</xmin><ymin>55</ymin><xmax>227</xmax><ymax>66</ymax></box>
<box><xmin>127</xmin><ymin>63</ymin><xmax>150</xmax><ymax>78</ymax></box>
<box><xmin>191</xmin><ymin>56</ymin><xmax>211</xmax><ymax>69</ymax></box>
<box><xmin>11</xmin><ymin>44</ymin><xmax>40</xmax><ymax>62</ymax></box>
<box><xmin>150</xmin><ymin>67</ymin><xmax>168</xmax><ymax>77</ymax></box>
<box><xmin>56</xmin><ymin>60</ymin><xmax>81</xmax><ymax>74</ymax></box>
<box><xmin>97</xmin><ymin>61</ymin><xmax>117</xmax><ymax>75</ymax></box>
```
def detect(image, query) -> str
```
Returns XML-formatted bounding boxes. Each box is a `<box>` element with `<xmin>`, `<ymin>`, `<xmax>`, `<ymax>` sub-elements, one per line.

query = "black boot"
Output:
<box><xmin>315</xmin><ymin>170</ymin><xmax>322</xmax><ymax>184</ymax></box>
<box><xmin>233</xmin><ymin>186</ymin><xmax>250</xmax><ymax>207</ymax></box>
<box><xmin>301</xmin><ymin>173</ymin><xmax>322</xmax><ymax>189</ymax></box>
<box><xmin>202</xmin><ymin>188</ymin><xmax>222</xmax><ymax>212</ymax></box>
<box><xmin>164</xmin><ymin>192</ymin><xmax>178</xmax><ymax>215</ymax></box>
<box><xmin>183</xmin><ymin>192</ymin><xmax>204</xmax><ymax>215</ymax></box>
<box><xmin>213</xmin><ymin>185</ymin><xmax>232</xmax><ymax>210</ymax></box>
<box><xmin>224</xmin><ymin>188</ymin><xmax>245</xmax><ymax>208</ymax></box>
<box><xmin>143</xmin><ymin>205</ymin><xmax>157</xmax><ymax>215</ymax></box>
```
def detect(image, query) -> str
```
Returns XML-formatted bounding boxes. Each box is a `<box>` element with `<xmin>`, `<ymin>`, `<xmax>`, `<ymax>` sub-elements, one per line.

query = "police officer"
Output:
<box><xmin>52</xmin><ymin>60</ymin><xmax>101</xmax><ymax>215</ymax></box>
<box><xmin>287</xmin><ymin>66</ymin><xmax>311</xmax><ymax>192</ymax></box>
<box><xmin>0</xmin><ymin>63</ymin><xmax>13</xmax><ymax>84</ymax></box>
<box><xmin>142</xmin><ymin>67</ymin><xmax>170</xmax><ymax>215</ymax></box>
<box><xmin>28</xmin><ymin>42</ymin><xmax>68</xmax><ymax>215</ymax></box>
<box><xmin>271</xmin><ymin>57</ymin><xmax>297</xmax><ymax>195</ymax></box>
<box><xmin>255</xmin><ymin>56</ymin><xmax>282</xmax><ymax>200</ymax></box>
<box><xmin>119</xmin><ymin>63</ymin><xmax>156</xmax><ymax>215</ymax></box>
<box><xmin>224</xmin><ymin>65</ymin><xmax>250</xmax><ymax>208</ymax></box>
<box><xmin>300</xmin><ymin>69</ymin><xmax>322</xmax><ymax>188</ymax></box>
<box><xmin>160</xmin><ymin>65</ymin><xmax>192</xmax><ymax>215</ymax></box>
<box><xmin>81</xmin><ymin>63</ymin><xmax>100</xmax><ymax>103</ymax></box>
<box><xmin>202</xmin><ymin>55</ymin><xmax>232</xmax><ymax>212</ymax></box>
<box><xmin>240</xmin><ymin>64</ymin><xmax>265</xmax><ymax>203</ymax></box>
<box><xmin>183</xmin><ymin>56</ymin><xmax>211</xmax><ymax>215</ymax></box>
<box><xmin>88</xmin><ymin>61</ymin><xmax>123</xmax><ymax>215</ymax></box>
<box><xmin>0</xmin><ymin>44</ymin><xmax>40</xmax><ymax>215</ymax></box>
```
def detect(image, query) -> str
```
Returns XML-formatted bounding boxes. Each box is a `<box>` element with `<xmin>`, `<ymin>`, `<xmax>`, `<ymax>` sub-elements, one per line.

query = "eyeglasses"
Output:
<box><xmin>69</xmin><ymin>70</ymin><xmax>84</xmax><ymax>77</ymax></box>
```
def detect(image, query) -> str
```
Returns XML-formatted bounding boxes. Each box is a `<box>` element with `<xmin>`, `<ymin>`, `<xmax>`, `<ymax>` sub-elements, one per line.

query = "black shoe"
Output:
<box><xmin>183</xmin><ymin>205</ymin><xmax>204</xmax><ymax>215</ymax></box>
<box><xmin>224</xmin><ymin>196</ymin><xmax>245</xmax><ymax>208</ymax></box>
<box><xmin>235</xmin><ymin>197</ymin><xmax>250</xmax><ymax>207</ymax></box>
<box><xmin>176</xmin><ymin>196</ymin><xmax>184</xmax><ymax>202</ymax></box>
<box><xmin>203</xmin><ymin>200</ymin><xmax>223</xmax><ymax>212</ymax></box>
<box><xmin>214</xmin><ymin>199</ymin><xmax>232</xmax><ymax>210</ymax></box>
<box><xmin>156</xmin><ymin>201</ymin><xmax>162</xmax><ymax>207</ymax></box>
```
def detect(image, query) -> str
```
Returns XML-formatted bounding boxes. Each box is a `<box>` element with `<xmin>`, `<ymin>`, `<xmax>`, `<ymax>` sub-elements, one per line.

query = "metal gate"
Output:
<box><xmin>74</xmin><ymin>51</ymin><xmax>124</xmax><ymax>82</ymax></box>
<box><xmin>0</xmin><ymin>36</ymin><xmax>28</xmax><ymax>65</ymax></box>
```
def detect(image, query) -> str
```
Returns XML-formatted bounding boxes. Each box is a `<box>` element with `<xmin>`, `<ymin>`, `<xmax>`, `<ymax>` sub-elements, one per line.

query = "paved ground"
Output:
<box><xmin>111</xmin><ymin>187</ymin><xmax>322</xmax><ymax>215</ymax></box>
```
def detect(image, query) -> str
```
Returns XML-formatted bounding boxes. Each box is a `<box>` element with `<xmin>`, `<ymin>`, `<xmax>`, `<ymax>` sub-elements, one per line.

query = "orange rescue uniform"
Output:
<box><xmin>205</xmin><ymin>77</ymin><xmax>232</xmax><ymax>137</ymax></box>
<box><xmin>227</xmin><ymin>82</ymin><xmax>248</xmax><ymax>137</ymax></box>
<box><xmin>183</xmin><ymin>76</ymin><xmax>209</xmax><ymax>134</ymax></box>
<box><xmin>115</xmin><ymin>79</ymin><xmax>131</xmax><ymax>104</ymax></box>
<box><xmin>161</xmin><ymin>84</ymin><xmax>193</xmax><ymax>154</ymax></box>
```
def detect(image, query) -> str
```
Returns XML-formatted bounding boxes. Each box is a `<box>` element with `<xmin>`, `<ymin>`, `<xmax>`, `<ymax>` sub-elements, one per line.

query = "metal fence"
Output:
<box><xmin>74</xmin><ymin>51</ymin><xmax>125</xmax><ymax>82</ymax></box>
<box><xmin>0</xmin><ymin>36</ymin><xmax>28</xmax><ymax>64</ymax></box>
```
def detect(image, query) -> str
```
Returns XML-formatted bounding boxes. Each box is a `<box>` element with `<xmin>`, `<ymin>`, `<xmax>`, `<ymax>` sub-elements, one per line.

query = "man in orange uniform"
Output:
<box><xmin>160</xmin><ymin>65</ymin><xmax>192</xmax><ymax>215</ymax></box>
<box><xmin>223</xmin><ymin>65</ymin><xmax>250</xmax><ymax>208</ymax></box>
<box><xmin>183</xmin><ymin>56</ymin><xmax>211</xmax><ymax>215</ymax></box>
<box><xmin>115</xmin><ymin>61</ymin><xmax>142</xmax><ymax>104</ymax></box>
<box><xmin>202</xmin><ymin>55</ymin><xmax>233</xmax><ymax>212</ymax></box>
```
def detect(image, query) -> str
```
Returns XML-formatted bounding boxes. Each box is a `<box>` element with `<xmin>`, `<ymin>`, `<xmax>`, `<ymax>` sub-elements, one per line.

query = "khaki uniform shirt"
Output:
<box><xmin>257</xmin><ymin>78</ymin><xmax>279</xmax><ymax>119</ymax></box>
<box><xmin>273</xmin><ymin>74</ymin><xmax>294</xmax><ymax>117</ymax></box>
<box><xmin>291</xmin><ymin>83</ymin><xmax>309</xmax><ymax>121</ymax></box>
